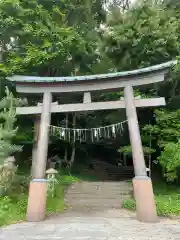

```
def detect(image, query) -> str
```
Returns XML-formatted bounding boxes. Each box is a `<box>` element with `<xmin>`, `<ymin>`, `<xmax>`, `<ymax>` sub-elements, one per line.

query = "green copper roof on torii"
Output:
<box><xmin>7</xmin><ymin>60</ymin><xmax>177</xmax><ymax>83</ymax></box>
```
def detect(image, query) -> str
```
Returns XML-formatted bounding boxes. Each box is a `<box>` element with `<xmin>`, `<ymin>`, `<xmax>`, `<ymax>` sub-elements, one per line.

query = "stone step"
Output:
<box><xmin>69</xmin><ymin>182</ymin><xmax>132</xmax><ymax>188</ymax></box>
<box><xmin>108</xmin><ymin>171</ymin><xmax>132</xmax><ymax>173</ymax></box>
<box><xmin>65</xmin><ymin>205</ymin><xmax>124</xmax><ymax>212</ymax></box>
<box><xmin>66</xmin><ymin>197</ymin><xmax>129</xmax><ymax>202</ymax></box>
<box><xmin>65</xmin><ymin>188</ymin><xmax>130</xmax><ymax>192</ymax></box>
<box><xmin>67</xmin><ymin>188</ymin><xmax>132</xmax><ymax>193</ymax></box>
<box><xmin>66</xmin><ymin>190</ymin><xmax>131</xmax><ymax>194</ymax></box>
<box><xmin>66</xmin><ymin>201</ymin><xmax>124</xmax><ymax>208</ymax></box>
<box><xmin>66</xmin><ymin>204</ymin><xmax>122</xmax><ymax>209</ymax></box>
<box><xmin>82</xmin><ymin>171</ymin><xmax>133</xmax><ymax>176</ymax></box>
<box><xmin>74</xmin><ymin>181</ymin><xmax>131</xmax><ymax>184</ymax></box>
<box><xmin>66</xmin><ymin>189</ymin><xmax>133</xmax><ymax>196</ymax></box>
<box><xmin>66</xmin><ymin>202</ymin><xmax>123</xmax><ymax>209</ymax></box>
<box><xmin>75</xmin><ymin>184</ymin><xmax>132</xmax><ymax>188</ymax></box>
<box><xmin>66</xmin><ymin>190</ymin><xmax>132</xmax><ymax>195</ymax></box>
<box><xmin>66</xmin><ymin>184</ymin><xmax>132</xmax><ymax>195</ymax></box>
<box><xmin>66</xmin><ymin>199</ymin><xmax>130</xmax><ymax>206</ymax></box>
<box><xmin>66</xmin><ymin>192</ymin><xmax>132</xmax><ymax>199</ymax></box>
<box><xmin>84</xmin><ymin>170</ymin><xmax>133</xmax><ymax>174</ymax></box>
<box><xmin>66</xmin><ymin>198</ymin><xmax>131</xmax><ymax>203</ymax></box>
<box><xmin>66</xmin><ymin>197</ymin><xmax>128</xmax><ymax>201</ymax></box>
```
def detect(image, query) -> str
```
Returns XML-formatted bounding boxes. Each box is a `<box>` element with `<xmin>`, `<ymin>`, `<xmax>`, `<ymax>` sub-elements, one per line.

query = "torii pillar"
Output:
<box><xmin>27</xmin><ymin>92</ymin><xmax>52</xmax><ymax>221</ymax></box>
<box><xmin>31</xmin><ymin>115</ymin><xmax>40</xmax><ymax>178</ymax></box>
<box><xmin>124</xmin><ymin>85</ymin><xmax>157</xmax><ymax>222</ymax></box>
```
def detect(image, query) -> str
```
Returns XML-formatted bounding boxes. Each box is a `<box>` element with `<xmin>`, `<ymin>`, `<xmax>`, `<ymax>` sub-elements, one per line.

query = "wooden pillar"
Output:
<box><xmin>124</xmin><ymin>85</ymin><xmax>157</xmax><ymax>222</ymax></box>
<box><xmin>31</xmin><ymin>116</ymin><xmax>40</xmax><ymax>179</ymax></box>
<box><xmin>34</xmin><ymin>92</ymin><xmax>52</xmax><ymax>178</ymax></box>
<box><xmin>27</xmin><ymin>92</ymin><xmax>52</xmax><ymax>222</ymax></box>
<box><xmin>124</xmin><ymin>85</ymin><xmax>146</xmax><ymax>176</ymax></box>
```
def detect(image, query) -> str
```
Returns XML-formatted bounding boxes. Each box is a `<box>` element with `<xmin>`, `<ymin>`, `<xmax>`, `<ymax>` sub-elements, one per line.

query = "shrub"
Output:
<box><xmin>155</xmin><ymin>194</ymin><xmax>180</xmax><ymax>216</ymax></box>
<box><xmin>123</xmin><ymin>198</ymin><xmax>136</xmax><ymax>211</ymax></box>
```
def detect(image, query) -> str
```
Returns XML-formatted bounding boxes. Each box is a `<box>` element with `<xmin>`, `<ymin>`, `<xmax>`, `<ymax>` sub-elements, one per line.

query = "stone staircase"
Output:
<box><xmin>65</xmin><ymin>181</ymin><xmax>133</xmax><ymax>210</ymax></box>
<box><xmin>89</xmin><ymin>160</ymin><xmax>134</xmax><ymax>181</ymax></box>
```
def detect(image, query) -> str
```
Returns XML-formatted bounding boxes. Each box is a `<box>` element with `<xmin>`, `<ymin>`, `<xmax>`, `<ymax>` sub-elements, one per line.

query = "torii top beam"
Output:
<box><xmin>7</xmin><ymin>60</ymin><xmax>176</xmax><ymax>94</ymax></box>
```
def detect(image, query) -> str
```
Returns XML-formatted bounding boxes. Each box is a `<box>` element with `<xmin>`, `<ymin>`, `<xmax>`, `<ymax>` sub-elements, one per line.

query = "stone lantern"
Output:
<box><xmin>4</xmin><ymin>156</ymin><xmax>16</xmax><ymax>170</ymax></box>
<box><xmin>46</xmin><ymin>168</ymin><xmax>58</xmax><ymax>180</ymax></box>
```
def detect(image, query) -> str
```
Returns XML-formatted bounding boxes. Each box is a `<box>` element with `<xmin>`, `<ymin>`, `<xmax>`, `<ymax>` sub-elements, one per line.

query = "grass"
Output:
<box><xmin>123</xmin><ymin>181</ymin><xmax>180</xmax><ymax>217</ymax></box>
<box><xmin>0</xmin><ymin>172</ymin><xmax>81</xmax><ymax>227</ymax></box>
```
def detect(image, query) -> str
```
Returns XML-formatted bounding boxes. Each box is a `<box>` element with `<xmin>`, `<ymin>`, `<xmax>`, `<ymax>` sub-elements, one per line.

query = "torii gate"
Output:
<box><xmin>8</xmin><ymin>60</ymin><xmax>176</xmax><ymax>223</ymax></box>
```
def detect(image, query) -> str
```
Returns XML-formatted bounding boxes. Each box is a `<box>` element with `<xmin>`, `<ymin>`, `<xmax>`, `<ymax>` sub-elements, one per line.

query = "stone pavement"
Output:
<box><xmin>0</xmin><ymin>209</ymin><xmax>180</xmax><ymax>240</ymax></box>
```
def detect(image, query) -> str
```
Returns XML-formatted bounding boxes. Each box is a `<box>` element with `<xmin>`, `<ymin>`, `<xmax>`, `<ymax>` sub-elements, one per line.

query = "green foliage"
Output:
<box><xmin>155</xmin><ymin>194</ymin><xmax>180</xmax><ymax>216</ymax></box>
<box><xmin>47</xmin><ymin>177</ymin><xmax>59</xmax><ymax>197</ymax></box>
<box><xmin>0</xmin><ymin>195</ymin><xmax>27</xmax><ymax>226</ymax></box>
<box><xmin>123</xmin><ymin>198</ymin><xmax>136</xmax><ymax>211</ymax></box>
<box><xmin>102</xmin><ymin>3</ymin><xmax>180</xmax><ymax>70</ymax></box>
<box><xmin>123</xmin><ymin>182</ymin><xmax>180</xmax><ymax>216</ymax></box>
<box><xmin>175</xmin><ymin>56</ymin><xmax>180</xmax><ymax>73</ymax></box>
<box><xmin>119</xmin><ymin>145</ymin><xmax>155</xmax><ymax>156</ymax></box>
<box><xmin>143</xmin><ymin>109</ymin><xmax>180</xmax><ymax>181</ymax></box>
<box><xmin>123</xmin><ymin>195</ymin><xmax>180</xmax><ymax>216</ymax></box>
<box><xmin>14</xmin><ymin>127</ymin><xmax>34</xmax><ymax>144</ymax></box>
<box><xmin>0</xmin><ymin>87</ymin><xmax>26</xmax><ymax>165</ymax></box>
<box><xmin>46</xmin><ymin>190</ymin><xmax>64</xmax><ymax>214</ymax></box>
<box><xmin>158</xmin><ymin>141</ymin><xmax>180</xmax><ymax>181</ymax></box>
<box><xmin>0</xmin><ymin>87</ymin><xmax>27</xmax><ymax>195</ymax></box>
<box><xmin>143</xmin><ymin>109</ymin><xmax>180</xmax><ymax>147</ymax></box>
<box><xmin>0</xmin><ymin>0</ymin><xmax>103</xmax><ymax>77</ymax></box>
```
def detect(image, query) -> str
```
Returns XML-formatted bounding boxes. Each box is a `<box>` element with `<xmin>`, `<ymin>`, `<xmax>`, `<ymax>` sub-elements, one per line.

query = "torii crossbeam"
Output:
<box><xmin>7</xmin><ymin>60</ymin><xmax>176</xmax><ymax>223</ymax></box>
<box><xmin>16</xmin><ymin>98</ymin><xmax>166</xmax><ymax>115</ymax></box>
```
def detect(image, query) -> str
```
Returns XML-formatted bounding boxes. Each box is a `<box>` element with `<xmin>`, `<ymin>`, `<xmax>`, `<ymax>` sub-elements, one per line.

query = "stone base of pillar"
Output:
<box><xmin>133</xmin><ymin>176</ymin><xmax>158</xmax><ymax>223</ymax></box>
<box><xmin>26</xmin><ymin>179</ymin><xmax>47</xmax><ymax>222</ymax></box>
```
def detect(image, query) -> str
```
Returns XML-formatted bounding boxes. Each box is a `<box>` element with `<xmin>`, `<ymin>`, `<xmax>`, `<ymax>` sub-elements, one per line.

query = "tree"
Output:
<box><xmin>102</xmin><ymin>3</ymin><xmax>179</xmax><ymax>70</ymax></box>
<box><xmin>0</xmin><ymin>0</ymin><xmax>105</xmax><ymax>77</ymax></box>
<box><xmin>158</xmin><ymin>141</ymin><xmax>180</xmax><ymax>182</ymax></box>
<box><xmin>143</xmin><ymin>109</ymin><xmax>180</xmax><ymax>181</ymax></box>
<box><xmin>0</xmin><ymin>87</ymin><xmax>26</xmax><ymax>165</ymax></box>
<box><xmin>0</xmin><ymin>87</ymin><xmax>27</xmax><ymax>195</ymax></box>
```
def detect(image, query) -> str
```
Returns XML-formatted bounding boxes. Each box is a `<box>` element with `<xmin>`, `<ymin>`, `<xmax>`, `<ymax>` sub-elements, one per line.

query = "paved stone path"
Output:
<box><xmin>0</xmin><ymin>209</ymin><xmax>180</xmax><ymax>240</ymax></box>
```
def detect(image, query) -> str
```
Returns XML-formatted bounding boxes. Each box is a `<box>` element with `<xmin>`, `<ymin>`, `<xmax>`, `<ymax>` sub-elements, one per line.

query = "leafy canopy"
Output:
<box><xmin>0</xmin><ymin>0</ymin><xmax>105</xmax><ymax>76</ymax></box>
<box><xmin>102</xmin><ymin>3</ymin><xmax>179</xmax><ymax>70</ymax></box>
